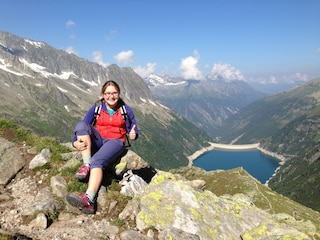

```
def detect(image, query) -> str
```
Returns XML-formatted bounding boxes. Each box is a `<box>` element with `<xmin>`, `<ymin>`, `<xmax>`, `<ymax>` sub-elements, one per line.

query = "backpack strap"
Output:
<box><xmin>92</xmin><ymin>101</ymin><xmax>102</xmax><ymax>126</ymax></box>
<box><xmin>120</xmin><ymin>105</ymin><xmax>132</xmax><ymax>148</ymax></box>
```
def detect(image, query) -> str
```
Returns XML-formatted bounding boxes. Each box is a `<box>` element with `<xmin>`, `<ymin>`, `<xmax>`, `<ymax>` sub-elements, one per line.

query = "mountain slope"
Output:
<box><xmin>216</xmin><ymin>78</ymin><xmax>320</xmax><ymax>150</ymax></box>
<box><xmin>0</xmin><ymin>31</ymin><xmax>212</xmax><ymax>170</ymax></box>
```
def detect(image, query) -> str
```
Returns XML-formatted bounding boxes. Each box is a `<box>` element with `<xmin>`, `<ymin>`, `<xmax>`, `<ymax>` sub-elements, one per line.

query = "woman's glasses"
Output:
<box><xmin>104</xmin><ymin>92</ymin><xmax>119</xmax><ymax>97</ymax></box>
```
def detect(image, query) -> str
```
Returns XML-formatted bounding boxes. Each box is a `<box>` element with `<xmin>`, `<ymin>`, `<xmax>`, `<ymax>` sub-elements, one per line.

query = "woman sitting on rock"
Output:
<box><xmin>66</xmin><ymin>80</ymin><xmax>138</xmax><ymax>214</ymax></box>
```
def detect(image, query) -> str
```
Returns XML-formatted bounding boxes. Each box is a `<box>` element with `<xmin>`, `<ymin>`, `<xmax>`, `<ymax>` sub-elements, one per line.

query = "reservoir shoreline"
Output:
<box><xmin>188</xmin><ymin>142</ymin><xmax>286</xmax><ymax>167</ymax></box>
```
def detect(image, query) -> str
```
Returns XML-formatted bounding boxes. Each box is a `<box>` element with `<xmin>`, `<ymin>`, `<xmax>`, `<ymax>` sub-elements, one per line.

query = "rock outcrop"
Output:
<box><xmin>0</xmin><ymin>137</ymin><xmax>319</xmax><ymax>239</ymax></box>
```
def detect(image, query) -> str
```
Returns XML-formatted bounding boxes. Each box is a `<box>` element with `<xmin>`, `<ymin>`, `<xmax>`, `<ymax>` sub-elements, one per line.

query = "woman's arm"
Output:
<box><xmin>125</xmin><ymin>104</ymin><xmax>139</xmax><ymax>140</ymax></box>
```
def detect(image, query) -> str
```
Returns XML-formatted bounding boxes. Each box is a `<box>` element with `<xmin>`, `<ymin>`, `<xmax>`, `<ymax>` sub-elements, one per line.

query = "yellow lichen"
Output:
<box><xmin>139</xmin><ymin>204</ymin><xmax>175</xmax><ymax>226</ymax></box>
<box><xmin>139</xmin><ymin>189</ymin><xmax>175</xmax><ymax>227</ymax></box>
<box><xmin>151</xmin><ymin>171</ymin><xmax>176</xmax><ymax>185</ymax></box>
<box><xmin>115</xmin><ymin>161</ymin><xmax>126</xmax><ymax>169</ymax></box>
<box><xmin>143</xmin><ymin>190</ymin><xmax>164</xmax><ymax>202</ymax></box>
<box><xmin>165</xmin><ymin>233</ymin><xmax>173</xmax><ymax>240</ymax></box>
<box><xmin>205</xmin><ymin>227</ymin><xmax>217</xmax><ymax>237</ymax></box>
<box><xmin>188</xmin><ymin>207</ymin><xmax>202</xmax><ymax>221</ymax></box>
<box><xmin>234</xmin><ymin>203</ymin><xmax>242</xmax><ymax>214</ymax></box>
<box><xmin>242</xmin><ymin>222</ymin><xmax>269</xmax><ymax>239</ymax></box>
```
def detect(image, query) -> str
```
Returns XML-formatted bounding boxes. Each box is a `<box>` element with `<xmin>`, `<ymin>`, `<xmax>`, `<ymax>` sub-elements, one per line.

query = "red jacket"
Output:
<box><xmin>95</xmin><ymin>109</ymin><xmax>127</xmax><ymax>142</ymax></box>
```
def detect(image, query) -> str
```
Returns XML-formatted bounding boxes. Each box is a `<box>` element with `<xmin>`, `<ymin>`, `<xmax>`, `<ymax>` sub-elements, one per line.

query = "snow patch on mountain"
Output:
<box><xmin>24</xmin><ymin>39</ymin><xmax>44</xmax><ymax>48</ymax></box>
<box><xmin>0</xmin><ymin>59</ymin><xmax>23</xmax><ymax>76</ymax></box>
<box><xmin>145</xmin><ymin>74</ymin><xmax>186</xmax><ymax>87</ymax></box>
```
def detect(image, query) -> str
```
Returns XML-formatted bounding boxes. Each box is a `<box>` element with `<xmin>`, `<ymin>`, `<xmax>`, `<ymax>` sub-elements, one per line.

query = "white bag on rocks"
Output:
<box><xmin>120</xmin><ymin>170</ymin><xmax>148</xmax><ymax>196</ymax></box>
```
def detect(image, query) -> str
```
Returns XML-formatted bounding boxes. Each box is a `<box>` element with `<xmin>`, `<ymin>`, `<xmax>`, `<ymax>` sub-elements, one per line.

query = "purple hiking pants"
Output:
<box><xmin>74</xmin><ymin>121</ymin><xmax>125</xmax><ymax>169</ymax></box>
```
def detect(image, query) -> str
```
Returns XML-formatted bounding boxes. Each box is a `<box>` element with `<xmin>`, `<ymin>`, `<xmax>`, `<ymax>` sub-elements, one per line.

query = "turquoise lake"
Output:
<box><xmin>193</xmin><ymin>149</ymin><xmax>280</xmax><ymax>183</ymax></box>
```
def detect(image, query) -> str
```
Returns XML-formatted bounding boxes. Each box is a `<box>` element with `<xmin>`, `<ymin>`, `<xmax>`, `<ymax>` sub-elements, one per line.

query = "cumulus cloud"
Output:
<box><xmin>209</xmin><ymin>63</ymin><xmax>244</xmax><ymax>82</ymax></box>
<box><xmin>66</xmin><ymin>20</ymin><xmax>75</xmax><ymax>28</ymax></box>
<box><xmin>93</xmin><ymin>51</ymin><xmax>108</xmax><ymax>67</ymax></box>
<box><xmin>179</xmin><ymin>50</ymin><xmax>204</xmax><ymax>80</ymax></box>
<box><xmin>134</xmin><ymin>63</ymin><xmax>156</xmax><ymax>78</ymax></box>
<box><xmin>113</xmin><ymin>50</ymin><xmax>134</xmax><ymax>64</ymax></box>
<box><xmin>66</xmin><ymin>46</ymin><xmax>78</xmax><ymax>55</ymax></box>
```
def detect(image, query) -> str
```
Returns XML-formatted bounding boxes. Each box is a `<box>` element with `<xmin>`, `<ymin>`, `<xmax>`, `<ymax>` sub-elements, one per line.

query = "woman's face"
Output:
<box><xmin>103</xmin><ymin>85</ymin><xmax>119</xmax><ymax>108</ymax></box>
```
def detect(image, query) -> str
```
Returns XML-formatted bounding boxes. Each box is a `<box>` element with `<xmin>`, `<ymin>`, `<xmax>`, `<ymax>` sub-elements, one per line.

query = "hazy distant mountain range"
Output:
<box><xmin>144</xmin><ymin>73</ymin><xmax>265</xmax><ymax>139</ymax></box>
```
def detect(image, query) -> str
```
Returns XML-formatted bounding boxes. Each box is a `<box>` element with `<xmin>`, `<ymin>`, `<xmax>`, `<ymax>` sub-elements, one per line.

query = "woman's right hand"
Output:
<box><xmin>75</xmin><ymin>139</ymin><xmax>88</xmax><ymax>151</ymax></box>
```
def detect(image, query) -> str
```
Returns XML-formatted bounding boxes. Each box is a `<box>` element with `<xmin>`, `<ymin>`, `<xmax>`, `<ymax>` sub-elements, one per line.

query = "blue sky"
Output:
<box><xmin>1</xmin><ymin>0</ymin><xmax>320</xmax><ymax>90</ymax></box>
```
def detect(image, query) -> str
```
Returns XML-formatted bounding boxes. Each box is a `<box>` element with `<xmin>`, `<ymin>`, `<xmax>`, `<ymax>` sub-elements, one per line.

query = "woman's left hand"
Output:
<box><xmin>129</xmin><ymin>125</ymin><xmax>136</xmax><ymax>140</ymax></box>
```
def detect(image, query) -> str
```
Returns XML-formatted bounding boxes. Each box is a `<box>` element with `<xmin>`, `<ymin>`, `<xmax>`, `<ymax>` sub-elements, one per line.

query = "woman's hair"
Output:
<box><xmin>101</xmin><ymin>80</ymin><xmax>120</xmax><ymax>95</ymax></box>
<box><xmin>98</xmin><ymin>80</ymin><xmax>125</xmax><ymax>106</ymax></box>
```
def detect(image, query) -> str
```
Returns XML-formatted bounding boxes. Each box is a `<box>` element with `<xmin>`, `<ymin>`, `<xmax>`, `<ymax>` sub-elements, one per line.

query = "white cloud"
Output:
<box><xmin>134</xmin><ymin>63</ymin><xmax>156</xmax><ymax>78</ymax></box>
<box><xmin>251</xmin><ymin>72</ymin><xmax>309</xmax><ymax>86</ymax></box>
<box><xmin>66</xmin><ymin>20</ymin><xmax>76</xmax><ymax>40</ymax></box>
<box><xmin>209</xmin><ymin>63</ymin><xmax>244</xmax><ymax>82</ymax></box>
<box><xmin>179</xmin><ymin>50</ymin><xmax>204</xmax><ymax>80</ymax></box>
<box><xmin>113</xmin><ymin>50</ymin><xmax>134</xmax><ymax>64</ymax></box>
<box><xmin>66</xmin><ymin>20</ymin><xmax>75</xmax><ymax>28</ymax></box>
<box><xmin>66</xmin><ymin>46</ymin><xmax>78</xmax><ymax>55</ymax></box>
<box><xmin>294</xmin><ymin>72</ymin><xmax>309</xmax><ymax>82</ymax></box>
<box><xmin>246</xmin><ymin>76</ymin><xmax>269</xmax><ymax>85</ymax></box>
<box><xmin>93</xmin><ymin>51</ymin><xmax>108</xmax><ymax>67</ymax></box>
<box><xmin>281</xmin><ymin>73</ymin><xmax>309</xmax><ymax>83</ymax></box>
<box><xmin>316</xmin><ymin>48</ymin><xmax>320</xmax><ymax>54</ymax></box>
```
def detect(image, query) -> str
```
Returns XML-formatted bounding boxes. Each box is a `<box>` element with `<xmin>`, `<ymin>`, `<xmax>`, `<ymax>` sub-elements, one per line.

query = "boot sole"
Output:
<box><xmin>66</xmin><ymin>193</ymin><xmax>86</xmax><ymax>209</ymax></box>
<box><xmin>82</xmin><ymin>207</ymin><xmax>95</xmax><ymax>214</ymax></box>
<box><xmin>74</xmin><ymin>174</ymin><xmax>88</xmax><ymax>180</ymax></box>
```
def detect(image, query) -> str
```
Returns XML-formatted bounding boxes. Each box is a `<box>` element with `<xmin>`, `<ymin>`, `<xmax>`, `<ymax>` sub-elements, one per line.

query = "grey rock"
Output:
<box><xmin>29</xmin><ymin>148</ymin><xmax>51</xmax><ymax>169</ymax></box>
<box><xmin>34</xmin><ymin>187</ymin><xmax>53</xmax><ymax>202</ymax></box>
<box><xmin>119</xmin><ymin>230</ymin><xmax>149</xmax><ymax>240</ymax></box>
<box><xmin>158</xmin><ymin>228</ymin><xmax>200</xmax><ymax>240</ymax></box>
<box><xmin>134</xmin><ymin>171</ymin><xmax>315</xmax><ymax>240</ymax></box>
<box><xmin>50</xmin><ymin>175</ymin><xmax>67</xmax><ymax>198</ymax></box>
<box><xmin>115</xmin><ymin>150</ymin><xmax>150</xmax><ymax>176</ymax></box>
<box><xmin>0</xmin><ymin>138</ymin><xmax>25</xmax><ymax>186</ymax></box>
<box><xmin>21</xmin><ymin>199</ymin><xmax>62</xmax><ymax>216</ymax></box>
<box><xmin>29</xmin><ymin>212</ymin><xmax>48</xmax><ymax>229</ymax></box>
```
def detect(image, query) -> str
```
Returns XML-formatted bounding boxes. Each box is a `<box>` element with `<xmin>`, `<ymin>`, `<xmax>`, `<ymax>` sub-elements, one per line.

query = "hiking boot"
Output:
<box><xmin>74</xmin><ymin>163</ymin><xmax>90</xmax><ymax>180</ymax></box>
<box><xmin>66</xmin><ymin>193</ymin><xmax>95</xmax><ymax>214</ymax></box>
